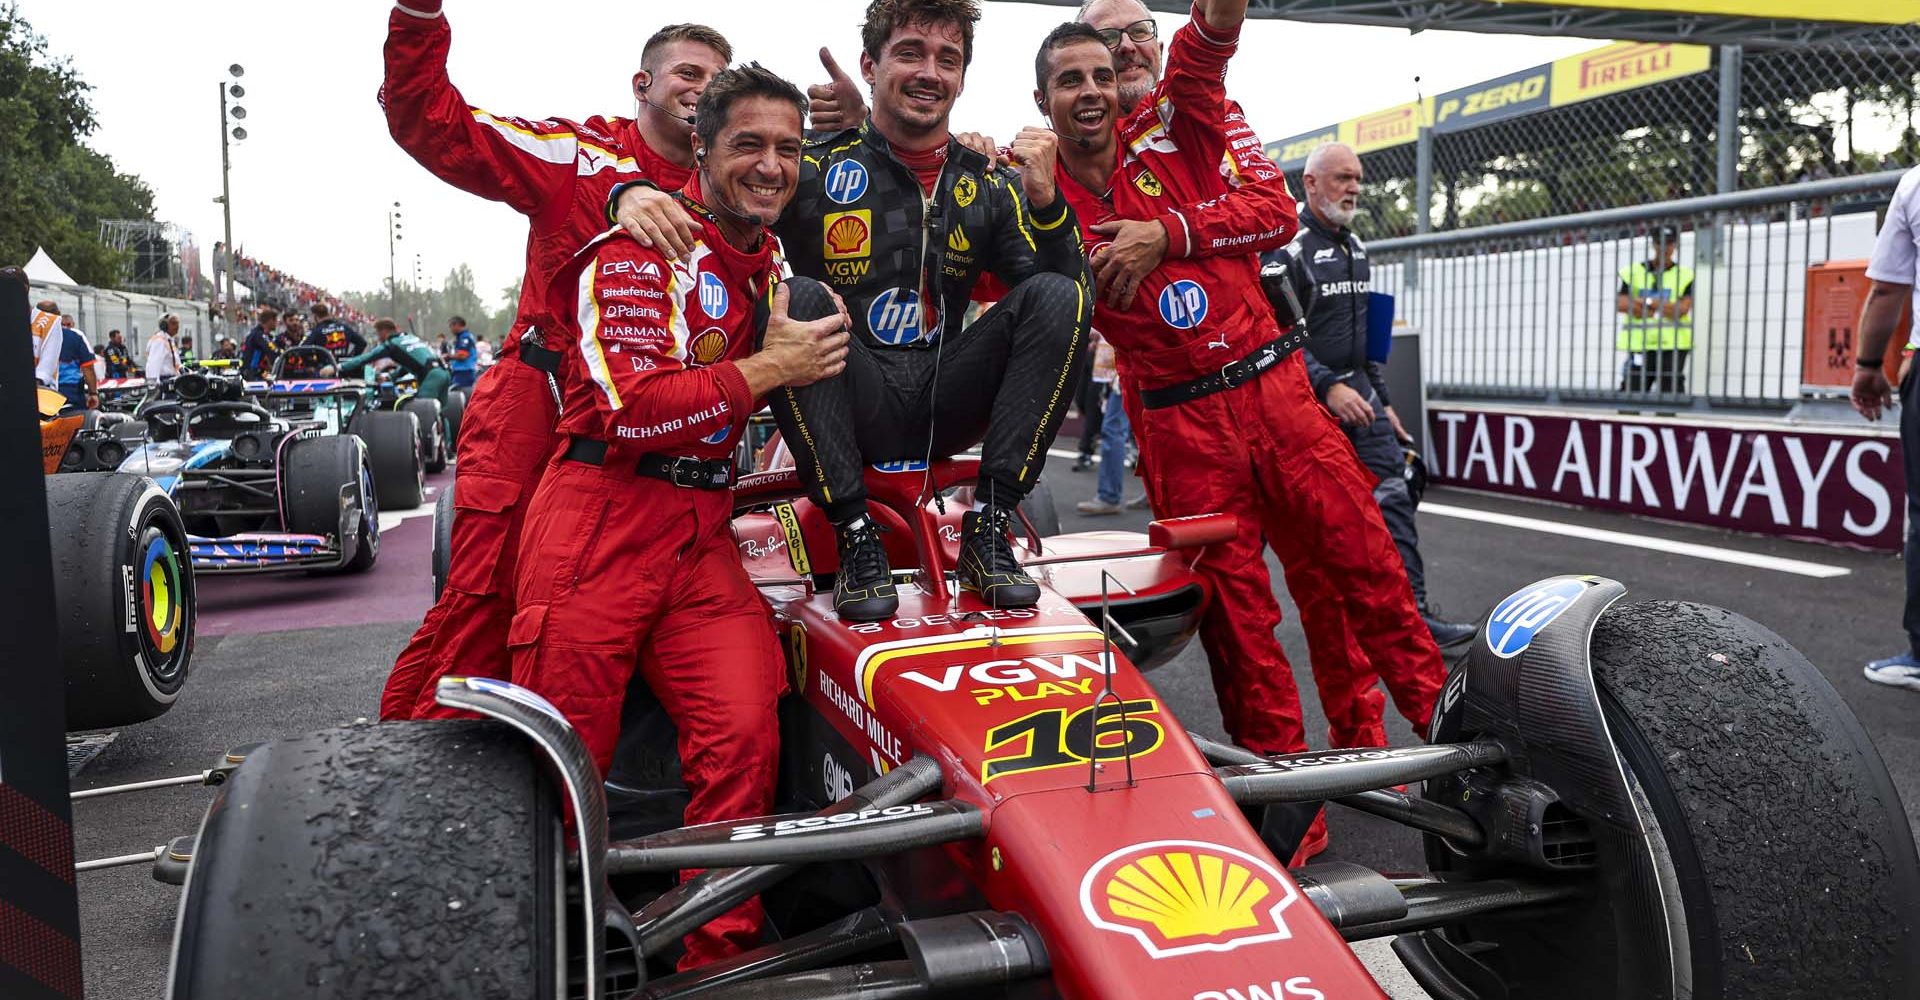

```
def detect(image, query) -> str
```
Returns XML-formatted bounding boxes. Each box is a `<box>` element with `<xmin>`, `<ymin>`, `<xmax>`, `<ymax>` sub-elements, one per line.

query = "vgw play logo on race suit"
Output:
<box><xmin>698</xmin><ymin>271</ymin><xmax>729</xmax><ymax>318</ymax></box>
<box><xmin>868</xmin><ymin>288</ymin><xmax>933</xmax><ymax>345</ymax></box>
<box><xmin>1079</xmin><ymin>839</ymin><xmax>1299</xmax><ymax>959</ymax></box>
<box><xmin>825</xmin><ymin>160</ymin><xmax>869</xmax><ymax>205</ymax></box>
<box><xmin>1159</xmin><ymin>280</ymin><xmax>1209</xmax><ymax>329</ymax></box>
<box><xmin>1483</xmin><ymin>577</ymin><xmax>1589</xmax><ymax>659</ymax></box>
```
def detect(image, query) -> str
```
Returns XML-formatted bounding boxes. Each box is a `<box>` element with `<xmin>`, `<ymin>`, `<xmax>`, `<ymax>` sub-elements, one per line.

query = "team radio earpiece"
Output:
<box><xmin>637</xmin><ymin>77</ymin><xmax>696</xmax><ymax>125</ymax></box>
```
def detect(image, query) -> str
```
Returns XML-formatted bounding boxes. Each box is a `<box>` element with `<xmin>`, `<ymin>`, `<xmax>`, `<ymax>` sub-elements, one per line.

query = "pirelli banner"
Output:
<box><xmin>1425</xmin><ymin>404</ymin><xmax>1905</xmax><ymax>551</ymax></box>
<box><xmin>1266</xmin><ymin>41</ymin><xmax>1714</xmax><ymax>170</ymax></box>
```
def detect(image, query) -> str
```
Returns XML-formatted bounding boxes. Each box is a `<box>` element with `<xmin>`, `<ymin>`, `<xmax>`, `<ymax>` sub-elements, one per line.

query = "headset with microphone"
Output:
<box><xmin>636</xmin><ymin>77</ymin><xmax>696</xmax><ymax>125</ymax></box>
<box><xmin>694</xmin><ymin>147</ymin><xmax>769</xmax><ymax>228</ymax></box>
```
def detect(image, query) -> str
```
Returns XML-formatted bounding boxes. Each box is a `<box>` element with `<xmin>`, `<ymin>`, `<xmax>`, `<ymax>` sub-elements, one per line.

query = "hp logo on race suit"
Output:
<box><xmin>1158</xmin><ymin>280</ymin><xmax>1209</xmax><ymax>329</ymax></box>
<box><xmin>868</xmin><ymin>289</ymin><xmax>930</xmax><ymax>345</ymax></box>
<box><xmin>1484</xmin><ymin>578</ymin><xmax>1588</xmax><ymax>659</ymax></box>
<box><xmin>698</xmin><ymin>271</ymin><xmax>729</xmax><ymax>318</ymax></box>
<box><xmin>702</xmin><ymin>424</ymin><xmax>731</xmax><ymax>445</ymax></box>
<box><xmin>871</xmin><ymin>459</ymin><xmax>929</xmax><ymax>473</ymax></box>
<box><xmin>825</xmin><ymin>161</ymin><xmax>870</xmax><ymax>205</ymax></box>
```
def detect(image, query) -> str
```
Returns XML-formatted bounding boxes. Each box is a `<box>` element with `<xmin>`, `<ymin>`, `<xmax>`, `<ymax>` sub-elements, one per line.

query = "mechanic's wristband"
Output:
<box><xmin>605</xmin><ymin>179</ymin><xmax>660</xmax><ymax>224</ymax></box>
<box><xmin>1857</xmin><ymin>358</ymin><xmax>1885</xmax><ymax>371</ymax></box>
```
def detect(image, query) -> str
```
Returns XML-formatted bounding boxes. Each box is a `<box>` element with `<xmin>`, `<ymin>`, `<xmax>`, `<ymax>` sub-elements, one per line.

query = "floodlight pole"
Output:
<box><xmin>219</xmin><ymin>81</ymin><xmax>236</xmax><ymax>336</ymax></box>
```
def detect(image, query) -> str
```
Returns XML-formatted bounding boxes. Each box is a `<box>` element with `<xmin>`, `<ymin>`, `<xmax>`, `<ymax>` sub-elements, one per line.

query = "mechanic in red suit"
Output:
<box><xmin>517</xmin><ymin>66</ymin><xmax>850</xmax><ymax>965</ymax></box>
<box><xmin>1043</xmin><ymin>0</ymin><xmax>1447</xmax><ymax>861</ymax></box>
<box><xmin>374</xmin><ymin>1</ymin><xmax>733</xmax><ymax>720</ymax></box>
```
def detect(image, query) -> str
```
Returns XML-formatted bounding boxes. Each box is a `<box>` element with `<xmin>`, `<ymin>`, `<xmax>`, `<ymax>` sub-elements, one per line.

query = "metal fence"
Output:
<box><xmin>1367</xmin><ymin>170</ymin><xmax>1907</xmax><ymax>410</ymax></box>
<box><xmin>1293</xmin><ymin>26</ymin><xmax>1920</xmax><ymax>242</ymax></box>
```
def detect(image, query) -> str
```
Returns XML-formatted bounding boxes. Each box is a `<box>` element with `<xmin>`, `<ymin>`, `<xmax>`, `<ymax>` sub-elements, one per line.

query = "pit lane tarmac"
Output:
<box><xmin>67</xmin><ymin>458</ymin><xmax>1919</xmax><ymax>1000</ymax></box>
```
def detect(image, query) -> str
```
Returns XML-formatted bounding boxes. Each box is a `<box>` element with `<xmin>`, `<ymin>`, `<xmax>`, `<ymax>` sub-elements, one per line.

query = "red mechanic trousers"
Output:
<box><xmin>1124</xmin><ymin>352</ymin><xmax>1445</xmax><ymax>755</ymax></box>
<box><xmin>511</xmin><ymin>457</ymin><xmax>785</xmax><ymax>967</ymax></box>
<box><xmin>380</xmin><ymin>359</ymin><xmax>561</xmax><ymax>721</ymax></box>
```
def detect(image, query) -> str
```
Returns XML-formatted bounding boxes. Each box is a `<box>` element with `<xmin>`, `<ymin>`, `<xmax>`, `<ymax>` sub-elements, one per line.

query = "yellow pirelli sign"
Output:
<box><xmin>1500</xmin><ymin>0</ymin><xmax>1917</xmax><ymax>25</ymax></box>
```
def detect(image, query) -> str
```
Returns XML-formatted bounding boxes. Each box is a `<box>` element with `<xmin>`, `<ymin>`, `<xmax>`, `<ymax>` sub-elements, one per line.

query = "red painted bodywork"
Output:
<box><xmin>731</xmin><ymin>459</ymin><xmax>1387</xmax><ymax>1000</ymax></box>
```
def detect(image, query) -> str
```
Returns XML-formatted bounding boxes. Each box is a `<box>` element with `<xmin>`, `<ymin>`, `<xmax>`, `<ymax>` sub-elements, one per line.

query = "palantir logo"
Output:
<box><xmin>867</xmin><ymin>289</ymin><xmax>927</xmax><ymax>345</ymax></box>
<box><xmin>698</xmin><ymin>271</ymin><xmax>729</xmax><ymax>318</ymax></box>
<box><xmin>825</xmin><ymin>160</ymin><xmax>869</xmax><ymax>205</ymax></box>
<box><xmin>1159</xmin><ymin>280</ymin><xmax>1209</xmax><ymax>329</ymax></box>
<box><xmin>1483</xmin><ymin>578</ymin><xmax>1589</xmax><ymax>659</ymax></box>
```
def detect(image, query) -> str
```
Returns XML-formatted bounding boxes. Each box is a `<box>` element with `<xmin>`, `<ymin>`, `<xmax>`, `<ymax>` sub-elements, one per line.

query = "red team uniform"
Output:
<box><xmin>512</xmin><ymin>188</ymin><xmax>789</xmax><ymax>964</ymax></box>
<box><xmin>1056</xmin><ymin>5</ymin><xmax>1446</xmax><ymax>760</ymax></box>
<box><xmin>376</xmin><ymin>4</ymin><xmax>692</xmax><ymax>719</ymax></box>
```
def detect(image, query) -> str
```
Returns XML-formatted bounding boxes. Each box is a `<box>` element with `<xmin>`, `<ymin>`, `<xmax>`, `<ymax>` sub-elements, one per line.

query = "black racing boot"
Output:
<box><xmin>833</xmin><ymin>514</ymin><xmax>898</xmax><ymax>622</ymax></box>
<box><xmin>957</xmin><ymin>505</ymin><xmax>1040</xmax><ymax>608</ymax></box>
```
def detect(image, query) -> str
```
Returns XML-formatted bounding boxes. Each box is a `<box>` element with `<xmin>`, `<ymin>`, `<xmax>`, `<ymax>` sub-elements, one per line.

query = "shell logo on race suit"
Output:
<box><xmin>1159</xmin><ymin>280</ymin><xmax>1209</xmax><ymax>329</ymax></box>
<box><xmin>824</xmin><ymin>211</ymin><xmax>872</xmax><ymax>259</ymax></box>
<box><xmin>867</xmin><ymin>288</ymin><xmax>932</xmax><ymax>346</ymax></box>
<box><xmin>698</xmin><ymin>271</ymin><xmax>730</xmax><ymax>318</ymax></box>
<box><xmin>825</xmin><ymin>160</ymin><xmax>870</xmax><ymax>204</ymax></box>
<box><xmin>689</xmin><ymin>327</ymin><xmax>729</xmax><ymax>367</ymax></box>
<box><xmin>1484</xmin><ymin>577</ymin><xmax>1589</xmax><ymax>659</ymax></box>
<box><xmin>1080</xmin><ymin>840</ymin><xmax>1300</xmax><ymax>959</ymax></box>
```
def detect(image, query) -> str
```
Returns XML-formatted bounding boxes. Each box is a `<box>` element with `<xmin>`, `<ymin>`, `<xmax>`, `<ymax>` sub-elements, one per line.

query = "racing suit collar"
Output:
<box><xmin>857</xmin><ymin>120</ymin><xmax>990</xmax><ymax>177</ymax></box>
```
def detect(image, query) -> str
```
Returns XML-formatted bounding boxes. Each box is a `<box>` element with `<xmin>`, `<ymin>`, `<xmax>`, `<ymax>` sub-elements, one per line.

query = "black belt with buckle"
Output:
<box><xmin>563</xmin><ymin>436</ymin><xmax>734</xmax><ymax>490</ymax></box>
<box><xmin>1137</xmin><ymin>327</ymin><xmax>1310</xmax><ymax>410</ymax></box>
<box><xmin>518</xmin><ymin>329</ymin><xmax>563</xmax><ymax>374</ymax></box>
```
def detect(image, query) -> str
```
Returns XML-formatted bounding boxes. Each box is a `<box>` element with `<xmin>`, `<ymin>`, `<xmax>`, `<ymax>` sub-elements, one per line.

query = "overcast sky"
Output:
<box><xmin>25</xmin><ymin>0</ymin><xmax>1594</xmax><ymax>318</ymax></box>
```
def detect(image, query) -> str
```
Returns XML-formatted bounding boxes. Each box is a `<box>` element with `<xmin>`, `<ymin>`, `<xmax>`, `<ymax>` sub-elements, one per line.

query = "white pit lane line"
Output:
<box><xmin>1041</xmin><ymin>446</ymin><xmax>1848</xmax><ymax>579</ymax></box>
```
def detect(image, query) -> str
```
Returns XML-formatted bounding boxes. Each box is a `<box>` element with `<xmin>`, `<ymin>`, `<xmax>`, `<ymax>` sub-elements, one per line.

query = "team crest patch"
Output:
<box><xmin>1134</xmin><ymin>170</ymin><xmax>1164</xmax><ymax>198</ymax></box>
<box><xmin>953</xmin><ymin>175</ymin><xmax>978</xmax><ymax>208</ymax></box>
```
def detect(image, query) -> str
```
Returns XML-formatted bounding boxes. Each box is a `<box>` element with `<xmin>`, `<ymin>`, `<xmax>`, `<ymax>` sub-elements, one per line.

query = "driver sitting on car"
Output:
<box><xmin>512</xmin><ymin>64</ymin><xmax>848</xmax><ymax>968</ymax></box>
<box><xmin>335</xmin><ymin>319</ymin><xmax>453</xmax><ymax>407</ymax></box>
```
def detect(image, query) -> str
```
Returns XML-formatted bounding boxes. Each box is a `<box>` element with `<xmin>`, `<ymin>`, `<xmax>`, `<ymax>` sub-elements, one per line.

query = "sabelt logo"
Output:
<box><xmin>1080</xmin><ymin>840</ymin><xmax>1299</xmax><ymax>959</ymax></box>
<box><xmin>775</xmin><ymin>502</ymin><xmax>810</xmax><ymax>575</ymax></box>
<box><xmin>824</xmin><ymin>210</ymin><xmax>872</xmax><ymax>260</ymax></box>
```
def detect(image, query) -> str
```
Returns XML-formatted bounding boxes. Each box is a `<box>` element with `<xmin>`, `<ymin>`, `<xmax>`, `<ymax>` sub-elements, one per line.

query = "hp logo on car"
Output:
<box><xmin>825</xmin><ymin>161</ymin><xmax>869</xmax><ymax>205</ymax></box>
<box><xmin>867</xmin><ymin>289</ymin><xmax>927</xmax><ymax>345</ymax></box>
<box><xmin>1158</xmin><ymin>280</ymin><xmax>1209</xmax><ymax>329</ymax></box>
<box><xmin>698</xmin><ymin>271</ymin><xmax>729</xmax><ymax>318</ymax></box>
<box><xmin>1484</xmin><ymin>578</ymin><xmax>1588</xmax><ymax>659</ymax></box>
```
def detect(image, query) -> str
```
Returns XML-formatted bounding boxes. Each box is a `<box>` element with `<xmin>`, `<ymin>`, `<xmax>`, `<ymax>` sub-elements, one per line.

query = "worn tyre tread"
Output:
<box><xmin>172</xmin><ymin>720</ymin><xmax>556</xmax><ymax>999</ymax></box>
<box><xmin>1591</xmin><ymin>600</ymin><xmax>1920</xmax><ymax>998</ymax></box>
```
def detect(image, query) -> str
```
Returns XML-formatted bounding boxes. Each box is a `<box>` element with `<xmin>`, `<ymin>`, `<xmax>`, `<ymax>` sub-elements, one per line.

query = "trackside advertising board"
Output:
<box><xmin>1426</xmin><ymin>405</ymin><xmax>1905</xmax><ymax>551</ymax></box>
<box><xmin>1499</xmin><ymin>0</ymin><xmax>1920</xmax><ymax>25</ymax></box>
<box><xmin>1266</xmin><ymin>41</ymin><xmax>1713</xmax><ymax>170</ymax></box>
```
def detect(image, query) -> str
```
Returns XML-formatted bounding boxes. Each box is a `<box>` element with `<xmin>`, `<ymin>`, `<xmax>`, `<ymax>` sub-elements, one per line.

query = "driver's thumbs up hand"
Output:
<box><xmin>807</xmin><ymin>48</ymin><xmax>866</xmax><ymax>133</ymax></box>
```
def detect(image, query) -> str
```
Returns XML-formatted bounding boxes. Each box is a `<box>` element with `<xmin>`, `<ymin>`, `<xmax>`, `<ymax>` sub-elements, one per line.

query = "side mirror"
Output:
<box><xmin>1148</xmin><ymin>513</ymin><xmax>1237</xmax><ymax>550</ymax></box>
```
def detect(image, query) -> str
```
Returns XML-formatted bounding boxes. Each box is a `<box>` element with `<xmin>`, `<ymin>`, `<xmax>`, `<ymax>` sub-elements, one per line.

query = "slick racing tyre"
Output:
<box><xmin>47</xmin><ymin>473</ymin><xmax>194</xmax><ymax>730</ymax></box>
<box><xmin>1423</xmin><ymin>601</ymin><xmax>1920</xmax><ymax>999</ymax></box>
<box><xmin>1019</xmin><ymin>477</ymin><xmax>1061</xmax><ymax>538</ymax></box>
<box><xmin>402</xmin><ymin>396</ymin><xmax>447</xmax><ymax>473</ymax></box>
<box><xmin>442</xmin><ymin>387</ymin><xmax>466</xmax><ymax>453</ymax></box>
<box><xmin>285</xmin><ymin>435</ymin><xmax>378</xmax><ymax>574</ymax></box>
<box><xmin>171</xmin><ymin>721</ymin><xmax>562</xmax><ymax>999</ymax></box>
<box><xmin>431</xmin><ymin>480</ymin><xmax>454</xmax><ymax>599</ymax></box>
<box><xmin>351</xmin><ymin>409</ymin><xmax>425</xmax><ymax>510</ymax></box>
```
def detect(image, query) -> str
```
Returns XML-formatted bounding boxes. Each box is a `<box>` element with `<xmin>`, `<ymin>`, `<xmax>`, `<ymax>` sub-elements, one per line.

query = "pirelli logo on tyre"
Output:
<box><xmin>776</xmin><ymin>502</ymin><xmax>810</xmax><ymax>576</ymax></box>
<box><xmin>1080</xmin><ymin>840</ymin><xmax>1299</xmax><ymax>959</ymax></box>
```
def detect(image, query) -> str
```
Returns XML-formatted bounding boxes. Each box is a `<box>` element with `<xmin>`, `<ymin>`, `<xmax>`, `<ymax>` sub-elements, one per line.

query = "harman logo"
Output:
<box><xmin>1484</xmin><ymin>577</ymin><xmax>1588</xmax><ymax>659</ymax></box>
<box><xmin>1080</xmin><ymin>840</ymin><xmax>1298</xmax><ymax>958</ymax></box>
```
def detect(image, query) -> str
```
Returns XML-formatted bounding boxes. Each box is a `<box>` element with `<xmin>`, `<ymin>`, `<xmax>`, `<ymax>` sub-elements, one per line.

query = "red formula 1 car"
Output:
<box><xmin>163</xmin><ymin>457</ymin><xmax>1919</xmax><ymax>1000</ymax></box>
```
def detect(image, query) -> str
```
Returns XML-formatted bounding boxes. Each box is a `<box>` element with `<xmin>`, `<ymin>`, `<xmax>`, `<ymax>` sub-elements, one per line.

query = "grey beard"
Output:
<box><xmin>1317</xmin><ymin>200</ymin><xmax>1359</xmax><ymax>229</ymax></box>
<box><xmin>1118</xmin><ymin>79</ymin><xmax>1153</xmax><ymax>115</ymax></box>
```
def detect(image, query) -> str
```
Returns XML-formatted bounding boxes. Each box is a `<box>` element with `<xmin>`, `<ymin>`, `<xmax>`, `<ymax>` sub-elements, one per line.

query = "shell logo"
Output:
<box><xmin>824</xmin><ymin>210</ymin><xmax>872</xmax><ymax>260</ymax></box>
<box><xmin>689</xmin><ymin>327</ymin><xmax>729</xmax><ymax>366</ymax></box>
<box><xmin>1079</xmin><ymin>840</ymin><xmax>1298</xmax><ymax>959</ymax></box>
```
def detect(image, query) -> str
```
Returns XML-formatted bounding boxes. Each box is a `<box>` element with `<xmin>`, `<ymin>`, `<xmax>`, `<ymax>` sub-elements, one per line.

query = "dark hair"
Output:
<box><xmin>258</xmin><ymin>306</ymin><xmax>279</xmax><ymax>319</ymax></box>
<box><xmin>694</xmin><ymin>62</ymin><xmax>808</xmax><ymax>152</ymax></box>
<box><xmin>373</xmin><ymin>317</ymin><xmax>399</xmax><ymax>332</ymax></box>
<box><xmin>863</xmin><ymin>0</ymin><xmax>980</xmax><ymax>70</ymax></box>
<box><xmin>642</xmin><ymin>24</ymin><xmax>733</xmax><ymax>75</ymax></box>
<box><xmin>449</xmin><ymin>315</ymin><xmax>467</xmax><ymax>326</ymax></box>
<box><xmin>310</xmin><ymin>302</ymin><xmax>329</xmax><ymax>318</ymax></box>
<box><xmin>1035</xmin><ymin>21</ymin><xmax>1110</xmax><ymax>94</ymax></box>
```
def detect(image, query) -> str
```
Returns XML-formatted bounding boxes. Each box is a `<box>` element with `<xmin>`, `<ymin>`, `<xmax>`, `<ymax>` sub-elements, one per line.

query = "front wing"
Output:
<box><xmin>187</xmin><ymin>532</ymin><xmax>346</xmax><ymax>573</ymax></box>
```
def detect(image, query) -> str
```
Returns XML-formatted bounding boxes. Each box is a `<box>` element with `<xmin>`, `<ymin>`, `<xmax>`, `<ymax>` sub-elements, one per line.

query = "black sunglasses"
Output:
<box><xmin>1096</xmin><ymin>18</ymin><xmax>1157</xmax><ymax>50</ymax></box>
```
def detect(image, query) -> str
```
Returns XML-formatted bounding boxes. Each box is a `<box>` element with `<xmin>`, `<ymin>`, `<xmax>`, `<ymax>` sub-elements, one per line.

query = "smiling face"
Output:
<box><xmin>633</xmin><ymin>39</ymin><xmax>728</xmax><ymax>129</ymax></box>
<box><xmin>1079</xmin><ymin>0</ymin><xmax>1159</xmax><ymax>113</ymax></box>
<box><xmin>1039</xmin><ymin>37</ymin><xmax>1119</xmax><ymax>159</ymax></box>
<box><xmin>694</xmin><ymin>94</ymin><xmax>804</xmax><ymax>231</ymax></box>
<box><xmin>862</xmin><ymin>17</ymin><xmax>967</xmax><ymax>145</ymax></box>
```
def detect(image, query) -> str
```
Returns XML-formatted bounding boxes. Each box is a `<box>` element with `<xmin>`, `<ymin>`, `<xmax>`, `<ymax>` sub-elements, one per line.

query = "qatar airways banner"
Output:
<box><xmin>1425</xmin><ymin>406</ymin><xmax>1904</xmax><ymax>551</ymax></box>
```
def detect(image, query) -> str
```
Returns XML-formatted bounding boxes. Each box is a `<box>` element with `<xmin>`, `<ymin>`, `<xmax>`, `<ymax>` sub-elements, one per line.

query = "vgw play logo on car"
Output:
<box><xmin>1484</xmin><ymin>577</ymin><xmax>1589</xmax><ymax>658</ymax></box>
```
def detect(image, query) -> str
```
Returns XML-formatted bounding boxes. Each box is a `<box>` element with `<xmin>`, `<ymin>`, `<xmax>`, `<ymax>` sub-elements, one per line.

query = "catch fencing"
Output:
<box><xmin>1366</xmin><ymin>170</ymin><xmax>1907</xmax><ymax>409</ymax></box>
